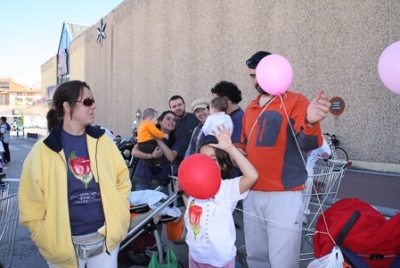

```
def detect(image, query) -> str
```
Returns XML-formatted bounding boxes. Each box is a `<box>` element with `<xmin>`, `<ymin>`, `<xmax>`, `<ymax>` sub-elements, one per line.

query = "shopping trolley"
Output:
<box><xmin>119</xmin><ymin>177</ymin><xmax>182</xmax><ymax>267</ymax></box>
<box><xmin>0</xmin><ymin>180</ymin><xmax>19</xmax><ymax>268</ymax></box>
<box><xmin>300</xmin><ymin>160</ymin><xmax>352</xmax><ymax>261</ymax></box>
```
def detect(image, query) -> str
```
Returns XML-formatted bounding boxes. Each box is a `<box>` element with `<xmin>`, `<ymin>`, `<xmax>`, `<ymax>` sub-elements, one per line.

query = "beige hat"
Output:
<box><xmin>191</xmin><ymin>98</ymin><xmax>210</xmax><ymax>112</ymax></box>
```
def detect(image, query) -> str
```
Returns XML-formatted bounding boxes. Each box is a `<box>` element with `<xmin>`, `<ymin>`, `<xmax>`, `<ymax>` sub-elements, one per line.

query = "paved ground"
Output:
<box><xmin>3</xmin><ymin>135</ymin><xmax>400</xmax><ymax>268</ymax></box>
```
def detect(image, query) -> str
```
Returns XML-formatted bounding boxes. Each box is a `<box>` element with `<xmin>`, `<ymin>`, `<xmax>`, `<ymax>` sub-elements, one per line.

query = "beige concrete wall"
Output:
<box><xmin>75</xmin><ymin>0</ymin><xmax>400</xmax><ymax>167</ymax></box>
<box><xmin>40</xmin><ymin>56</ymin><xmax>57</xmax><ymax>96</ymax></box>
<box><xmin>69</xmin><ymin>33</ymin><xmax>86</xmax><ymax>81</ymax></box>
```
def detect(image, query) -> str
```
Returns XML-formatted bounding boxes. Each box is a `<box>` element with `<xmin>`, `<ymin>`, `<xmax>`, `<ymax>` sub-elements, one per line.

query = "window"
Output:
<box><xmin>0</xmin><ymin>82</ymin><xmax>9</xmax><ymax>90</ymax></box>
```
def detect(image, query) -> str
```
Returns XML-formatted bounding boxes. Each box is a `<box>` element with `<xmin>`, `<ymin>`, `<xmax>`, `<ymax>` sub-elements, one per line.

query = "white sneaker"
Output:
<box><xmin>2</xmin><ymin>167</ymin><xmax>7</xmax><ymax>170</ymax></box>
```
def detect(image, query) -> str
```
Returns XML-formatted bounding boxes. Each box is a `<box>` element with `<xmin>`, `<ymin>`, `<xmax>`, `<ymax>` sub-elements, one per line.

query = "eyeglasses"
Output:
<box><xmin>76</xmin><ymin>98</ymin><xmax>95</xmax><ymax>107</ymax></box>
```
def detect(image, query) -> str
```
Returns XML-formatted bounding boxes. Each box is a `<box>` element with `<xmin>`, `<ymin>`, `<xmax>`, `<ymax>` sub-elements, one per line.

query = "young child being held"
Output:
<box><xmin>177</xmin><ymin>126</ymin><xmax>258</xmax><ymax>267</ymax></box>
<box><xmin>201</xmin><ymin>97</ymin><xmax>233</xmax><ymax>137</ymax></box>
<box><xmin>137</xmin><ymin>108</ymin><xmax>168</xmax><ymax>167</ymax></box>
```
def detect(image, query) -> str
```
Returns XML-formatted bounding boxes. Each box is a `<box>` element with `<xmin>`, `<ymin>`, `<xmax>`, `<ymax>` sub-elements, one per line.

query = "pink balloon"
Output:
<box><xmin>378</xmin><ymin>41</ymin><xmax>400</xmax><ymax>95</ymax></box>
<box><xmin>256</xmin><ymin>54</ymin><xmax>293</xmax><ymax>95</ymax></box>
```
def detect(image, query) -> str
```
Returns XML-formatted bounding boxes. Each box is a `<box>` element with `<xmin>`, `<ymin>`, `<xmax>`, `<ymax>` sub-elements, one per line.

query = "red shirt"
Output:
<box><xmin>240</xmin><ymin>92</ymin><xmax>323</xmax><ymax>191</ymax></box>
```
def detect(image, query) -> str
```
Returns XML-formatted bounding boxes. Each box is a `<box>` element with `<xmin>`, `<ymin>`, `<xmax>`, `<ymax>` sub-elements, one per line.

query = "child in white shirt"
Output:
<box><xmin>177</xmin><ymin>126</ymin><xmax>258</xmax><ymax>267</ymax></box>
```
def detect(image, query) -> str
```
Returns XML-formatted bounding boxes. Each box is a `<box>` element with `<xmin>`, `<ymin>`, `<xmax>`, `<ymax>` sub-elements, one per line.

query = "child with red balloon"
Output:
<box><xmin>177</xmin><ymin>125</ymin><xmax>258</xmax><ymax>267</ymax></box>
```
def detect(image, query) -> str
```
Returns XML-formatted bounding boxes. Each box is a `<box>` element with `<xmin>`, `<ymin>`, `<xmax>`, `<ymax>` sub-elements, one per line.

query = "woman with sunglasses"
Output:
<box><xmin>131</xmin><ymin>110</ymin><xmax>180</xmax><ymax>191</ymax></box>
<box><xmin>19</xmin><ymin>80</ymin><xmax>131</xmax><ymax>268</ymax></box>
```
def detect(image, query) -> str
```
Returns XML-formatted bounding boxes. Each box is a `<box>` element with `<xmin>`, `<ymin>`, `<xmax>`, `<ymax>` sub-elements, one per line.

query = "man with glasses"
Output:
<box><xmin>169</xmin><ymin>95</ymin><xmax>199</xmax><ymax>175</ymax></box>
<box><xmin>240</xmin><ymin>51</ymin><xmax>331</xmax><ymax>267</ymax></box>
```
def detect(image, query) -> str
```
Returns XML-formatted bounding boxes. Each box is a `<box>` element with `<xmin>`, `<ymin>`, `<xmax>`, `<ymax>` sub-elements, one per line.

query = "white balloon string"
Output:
<box><xmin>246</xmin><ymin>95</ymin><xmax>279</xmax><ymax>152</ymax></box>
<box><xmin>211</xmin><ymin>199</ymin><xmax>302</xmax><ymax>233</ymax></box>
<box><xmin>233</xmin><ymin>206</ymin><xmax>302</xmax><ymax>232</ymax></box>
<box><xmin>278</xmin><ymin>95</ymin><xmax>307</xmax><ymax>168</ymax></box>
<box><xmin>279</xmin><ymin>95</ymin><xmax>342</xmax><ymax>242</ymax></box>
<box><xmin>309</xmin><ymin>166</ymin><xmax>347</xmax><ymax>245</ymax></box>
<box><xmin>239</xmin><ymin>93</ymin><xmax>340</xmax><ymax>239</ymax></box>
<box><xmin>313</xmin><ymin>230</ymin><xmax>336</xmax><ymax>246</ymax></box>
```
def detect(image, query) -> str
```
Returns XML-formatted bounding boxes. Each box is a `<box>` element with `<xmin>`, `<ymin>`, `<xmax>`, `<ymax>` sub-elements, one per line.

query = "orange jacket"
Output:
<box><xmin>137</xmin><ymin>121</ymin><xmax>165</xmax><ymax>142</ymax></box>
<box><xmin>240</xmin><ymin>92</ymin><xmax>323</xmax><ymax>191</ymax></box>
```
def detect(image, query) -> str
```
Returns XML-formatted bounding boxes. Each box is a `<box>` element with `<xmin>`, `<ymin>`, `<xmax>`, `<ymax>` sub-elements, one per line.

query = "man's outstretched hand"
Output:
<box><xmin>306</xmin><ymin>90</ymin><xmax>331</xmax><ymax>125</ymax></box>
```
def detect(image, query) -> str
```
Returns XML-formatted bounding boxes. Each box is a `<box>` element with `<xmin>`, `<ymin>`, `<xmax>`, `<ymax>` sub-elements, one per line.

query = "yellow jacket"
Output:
<box><xmin>19</xmin><ymin>122</ymin><xmax>131</xmax><ymax>268</ymax></box>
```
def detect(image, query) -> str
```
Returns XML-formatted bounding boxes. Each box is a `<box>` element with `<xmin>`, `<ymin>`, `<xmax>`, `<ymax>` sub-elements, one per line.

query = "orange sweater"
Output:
<box><xmin>240</xmin><ymin>92</ymin><xmax>323</xmax><ymax>191</ymax></box>
<box><xmin>137</xmin><ymin>121</ymin><xmax>165</xmax><ymax>142</ymax></box>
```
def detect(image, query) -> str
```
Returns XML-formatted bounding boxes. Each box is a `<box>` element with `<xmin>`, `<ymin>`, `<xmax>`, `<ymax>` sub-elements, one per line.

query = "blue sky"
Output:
<box><xmin>0</xmin><ymin>0</ymin><xmax>124</xmax><ymax>87</ymax></box>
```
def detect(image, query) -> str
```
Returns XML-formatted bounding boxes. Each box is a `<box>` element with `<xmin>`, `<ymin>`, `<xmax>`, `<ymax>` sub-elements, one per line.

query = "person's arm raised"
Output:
<box><xmin>306</xmin><ymin>90</ymin><xmax>331</xmax><ymax>127</ymax></box>
<box><xmin>209</xmin><ymin>126</ymin><xmax>258</xmax><ymax>194</ymax></box>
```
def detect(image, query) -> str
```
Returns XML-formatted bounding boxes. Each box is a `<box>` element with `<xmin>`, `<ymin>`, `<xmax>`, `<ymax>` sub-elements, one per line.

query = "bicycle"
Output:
<box><xmin>323</xmin><ymin>133</ymin><xmax>349</xmax><ymax>162</ymax></box>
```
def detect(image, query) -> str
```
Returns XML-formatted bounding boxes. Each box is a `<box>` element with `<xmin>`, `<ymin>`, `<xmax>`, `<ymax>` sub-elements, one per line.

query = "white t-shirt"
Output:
<box><xmin>184</xmin><ymin>177</ymin><xmax>248</xmax><ymax>266</ymax></box>
<box><xmin>202</xmin><ymin>112</ymin><xmax>233</xmax><ymax>137</ymax></box>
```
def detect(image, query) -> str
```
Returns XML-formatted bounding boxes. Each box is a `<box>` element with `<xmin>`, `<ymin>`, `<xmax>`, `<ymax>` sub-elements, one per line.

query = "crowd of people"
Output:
<box><xmin>17</xmin><ymin>51</ymin><xmax>331</xmax><ymax>268</ymax></box>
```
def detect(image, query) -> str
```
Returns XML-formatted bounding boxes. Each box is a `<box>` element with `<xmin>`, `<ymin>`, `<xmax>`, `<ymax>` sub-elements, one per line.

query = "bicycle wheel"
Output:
<box><xmin>332</xmin><ymin>147</ymin><xmax>348</xmax><ymax>162</ymax></box>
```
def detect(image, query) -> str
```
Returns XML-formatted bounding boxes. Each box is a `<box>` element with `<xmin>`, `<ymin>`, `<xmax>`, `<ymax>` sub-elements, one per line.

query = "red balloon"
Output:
<box><xmin>178</xmin><ymin>154</ymin><xmax>221</xmax><ymax>199</ymax></box>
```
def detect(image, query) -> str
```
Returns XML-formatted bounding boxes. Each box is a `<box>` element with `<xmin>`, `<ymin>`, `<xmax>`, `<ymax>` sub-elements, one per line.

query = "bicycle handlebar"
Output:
<box><xmin>323</xmin><ymin>133</ymin><xmax>337</xmax><ymax>138</ymax></box>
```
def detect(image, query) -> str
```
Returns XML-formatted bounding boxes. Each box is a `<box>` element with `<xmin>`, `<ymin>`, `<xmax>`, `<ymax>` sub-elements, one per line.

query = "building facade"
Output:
<box><xmin>0</xmin><ymin>78</ymin><xmax>42</xmax><ymax>126</ymax></box>
<box><xmin>40</xmin><ymin>0</ymin><xmax>400</xmax><ymax>171</ymax></box>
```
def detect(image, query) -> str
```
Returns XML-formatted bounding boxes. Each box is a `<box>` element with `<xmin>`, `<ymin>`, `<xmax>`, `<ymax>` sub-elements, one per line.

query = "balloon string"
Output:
<box><xmin>278</xmin><ymin>95</ymin><xmax>307</xmax><ymax>168</ymax></box>
<box><xmin>233</xmin><ymin>206</ymin><xmax>302</xmax><ymax>232</ymax></box>
<box><xmin>211</xmin><ymin>198</ymin><xmax>302</xmax><ymax>233</ymax></box>
<box><xmin>280</xmin><ymin>96</ymin><xmax>339</xmax><ymax>240</ymax></box>
<box><xmin>236</xmin><ymin>95</ymin><xmax>336</xmax><ymax>238</ymax></box>
<box><xmin>313</xmin><ymin>230</ymin><xmax>336</xmax><ymax>246</ymax></box>
<box><xmin>279</xmin><ymin>95</ymin><xmax>339</xmax><ymax>241</ymax></box>
<box><xmin>246</xmin><ymin>95</ymin><xmax>279</xmax><ymax>152</ymax></box>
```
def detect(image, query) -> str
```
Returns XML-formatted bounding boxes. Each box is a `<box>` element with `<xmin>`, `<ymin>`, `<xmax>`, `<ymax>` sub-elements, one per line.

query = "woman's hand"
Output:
<box><xmin>152</xmin><ymin>146</ymin><xmax>163</xmax><ymax>158</ymax></box>
<box><xmin>210</xmin><ymin>125</ymin><xmax>234</xmax><ymax>152</ymax></box>
<box><xmin>155</xmin><ymin>138</ymin><xmax>178</xmax><ymax>162</ymax></box>
<box><xmin>132</xmin><ymin>143</ymin><xmax>163</xmax><ymax>159</ymax></box>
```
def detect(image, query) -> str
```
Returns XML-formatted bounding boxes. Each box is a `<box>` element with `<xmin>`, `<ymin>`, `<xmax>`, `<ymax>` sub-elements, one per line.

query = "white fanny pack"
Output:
<box><xmin>72</xmin><ymin>232</ymin><xmax>105</xmax><ymax>260</ymax></box>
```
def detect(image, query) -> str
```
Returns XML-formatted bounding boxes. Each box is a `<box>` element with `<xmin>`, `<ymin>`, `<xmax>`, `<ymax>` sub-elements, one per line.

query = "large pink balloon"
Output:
<box><xmin>378</xmin><ymin>41</ymin><xmax>400</xmax><ymax>95</ymax></box>
<box><xmin>256</xmin><ymin>54</ymin><xmax>293</xmax><ymax>95</ymax></box>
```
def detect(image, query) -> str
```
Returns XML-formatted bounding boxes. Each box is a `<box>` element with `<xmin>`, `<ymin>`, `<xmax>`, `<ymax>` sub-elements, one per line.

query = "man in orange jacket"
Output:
<box><xmin>240</xmin><ymin>51</ymin><xmax>331</xmax><ymax>268</ymax></box>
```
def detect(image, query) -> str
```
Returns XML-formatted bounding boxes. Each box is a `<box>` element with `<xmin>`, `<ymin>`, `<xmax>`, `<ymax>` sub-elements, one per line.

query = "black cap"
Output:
<box><xmin>246</xmin><ymin>51</ymin><xmax>272</xmax><ymax>69</ymax></box>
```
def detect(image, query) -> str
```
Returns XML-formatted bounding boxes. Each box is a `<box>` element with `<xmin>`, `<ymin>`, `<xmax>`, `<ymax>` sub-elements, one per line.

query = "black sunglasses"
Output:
<box><xmin>76</xmin><ymin>98</ymin><xmax>95</xmax><ymax>106</ymax></box>
<box><xmin>246</xmin><ymin>52</ymin><xmax>272</xmax><ymax>68</ymax></box>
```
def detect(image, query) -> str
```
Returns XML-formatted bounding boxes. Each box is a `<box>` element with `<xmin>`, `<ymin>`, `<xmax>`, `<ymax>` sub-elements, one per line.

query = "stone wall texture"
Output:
<box><xmin>66</xmin><ymin>0</ymin><xmax>400</xmax><ymax>165</ymax></box>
